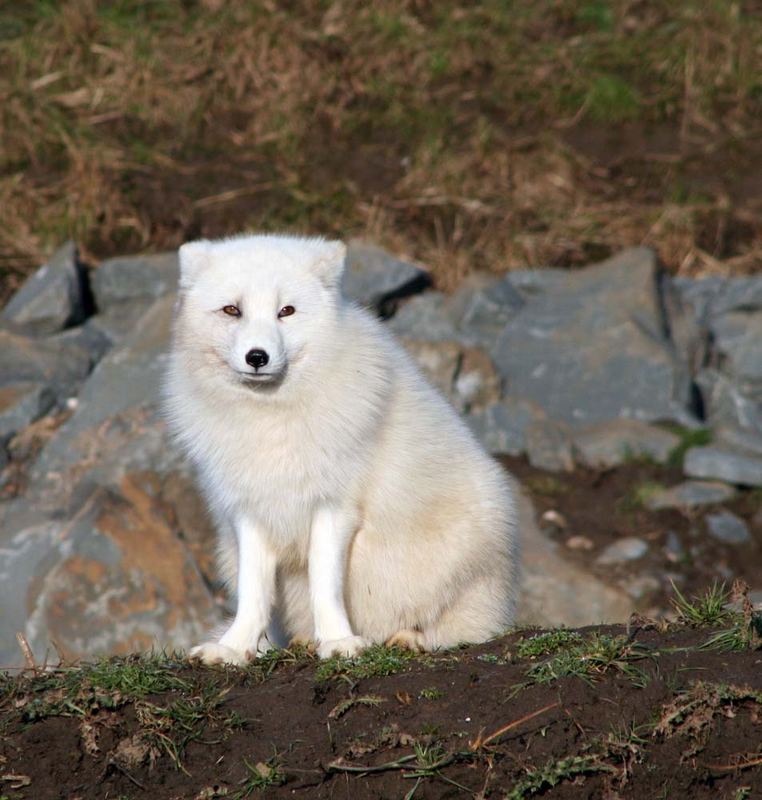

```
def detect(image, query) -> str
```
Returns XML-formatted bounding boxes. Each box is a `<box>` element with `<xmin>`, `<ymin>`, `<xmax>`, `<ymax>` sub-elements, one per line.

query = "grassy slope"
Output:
<box><xmin>0</xmin><ymin>1</ymin><xmax>760</xmax><ymax>299</ymax></box>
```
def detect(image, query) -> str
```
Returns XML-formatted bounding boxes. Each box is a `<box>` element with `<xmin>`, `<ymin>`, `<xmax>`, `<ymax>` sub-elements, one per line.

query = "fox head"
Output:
<box><xmin>174</xmin><ymin>234</ymin><xmax>346</xmax><ymax>394</ymax></box>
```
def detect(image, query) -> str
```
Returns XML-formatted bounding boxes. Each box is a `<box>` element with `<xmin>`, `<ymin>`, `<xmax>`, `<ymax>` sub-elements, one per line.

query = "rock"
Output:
<box><xmin>0</xmin><ymin>328</ymin><xmax>94</xmax><ymax>402</ymax></box>
<box><xmin>622</xmin><ymin>574</ymin><xmax>660</xmax><ymax>601</ymax></box>
<box><xmin>526</xmin><ymin>420</ymin><xmax>574</xmax><ymax>472</ymax></box>
<box><xmin>402</xmin><ymin>339</ymin><xmax>501</xmax><ymax>414</ymax></box>
<box><xmin>447</xmin><ymin>273</ymin><xmax>524</xmax><ymax>347</ymax></box>
<box><xmin>1</xmin><ymin>242</ymin><xmax>87</xmax><ymax>335</ymax></box>
<box><xmin>506</xmin><ymin>268</ymin><xmax>568</xmax><ymax>296</ymax></box>
<box><xmin>0</xmin><ymin>473</ymin><xmax>219</xmax><ymax>667</ymax></box>
<box><xmin>516</xmin><ymin>490</ymin><xmax>634</xmax><ymax>626</ymax></box>
<box><xmin>705</xmin><ymin>510</ymin><xmax>751</xmax><ymax>545</ymax></box>
<box><xmin>565</xmin><ymin>535</ymin><xmax>594</xmax><ymax>551</ymax></box>
<box><xmin>27</xmin><ymin>295</ymin><xmax>182</xmax><ymax>513</ymax></box>
<box><xmin>343</xmin><ymin>241</ymin><xmax>430</xmax><ymax>312</ymax></box>
<box><xmin>0</xmin><ymin>382</ymin><xmax>55</xmax><ymax>441</ymax></box>
<box><xmin>91</xmin><ymin>251</ymin><xmax>179</xmax><ymax>309</ymax></box>
<box><xmin>684</xmin><ymin>446</ymin><xmax>762</xmax><ymax>487</ymax></box>
<box><xmin>572</xmin><ymin>419</ymin><xmax>680</xmax><ymax>468</ymax></box>
<box><xmin>493</xmin><ymin>247</ymin><xmax>696</xmax><ymax>428</ymax></box>
<box><xmin>715</xmin><ymin>425</ymin><xmax>762</xmax><ymax>458</ymax></box>
<box><xmin>468</xmin><ymin>398</ymin><xmax>546</xmax><ymax>456</ymax></box>
<box><xmin>646</xmin><ymin>480</ymin><xmax>737</xmax><ymax>510</ymax></box>
<box><xmin>712</xmin><ymin>311</ymin><xmax>762</xmax><ymax>386</ymax></box>
<box><xmin>697</xmin><ymin>369</ymin><xmax>762</xmax><ymax>436</ymax></box>
<box><xmin>387</xmin><ymin>291</ymin><xmax>460</xmax><ymax>342</ymax></box>
<box><xmin>664</xmin><ymin>531</ymin><xmax>685</xmax><ymax>562</ymax></box>
<box><xmin>596</xmin><ymin>537</ymin><xmax>649</xmax><ymax>565</ymax></box>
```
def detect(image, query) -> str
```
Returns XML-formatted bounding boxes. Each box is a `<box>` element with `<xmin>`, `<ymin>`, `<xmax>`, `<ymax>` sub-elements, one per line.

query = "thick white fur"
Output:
<box><xmin>164</xmin><ymin>234</ymin><xmax>520</xmax><ymax>663</ymax></box>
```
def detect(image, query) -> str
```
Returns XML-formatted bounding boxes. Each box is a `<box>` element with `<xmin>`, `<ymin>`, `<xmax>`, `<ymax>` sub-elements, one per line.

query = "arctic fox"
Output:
<box><xmin>165</xmin><ymin>234</ymin><xmax>519</xmax><ymax>664</ymax></box>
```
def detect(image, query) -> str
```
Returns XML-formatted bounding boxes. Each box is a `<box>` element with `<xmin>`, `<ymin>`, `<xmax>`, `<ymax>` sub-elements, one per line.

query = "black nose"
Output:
<box><xmin>245</xmin><ymin>349</ymin><xmax>269</xmax><ymax>369</ymax></box>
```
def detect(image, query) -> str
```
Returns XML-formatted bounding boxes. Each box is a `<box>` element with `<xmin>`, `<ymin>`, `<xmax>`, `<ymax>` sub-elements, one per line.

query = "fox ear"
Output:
<box><xmin>311</xmin><ymin>240</ymin><xmax>346</xmax><ymax>289</ymax></box>
<box><xmin>178</xmin><ymin>240</ymin><xmax>211</xmax><ymax>289</ymax></box>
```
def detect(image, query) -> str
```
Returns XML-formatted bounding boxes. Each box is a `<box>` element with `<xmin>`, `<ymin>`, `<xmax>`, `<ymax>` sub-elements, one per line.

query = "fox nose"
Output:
<box><xmin>245</xmin><ymin>348</ymin><xmax>269</xmax><ymax>370</ymax></box>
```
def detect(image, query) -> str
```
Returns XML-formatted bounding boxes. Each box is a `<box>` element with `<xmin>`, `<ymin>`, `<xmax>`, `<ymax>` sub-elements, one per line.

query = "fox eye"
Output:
<box><xmin>278</xmin><ymin>305</ymin><xmax>295</xmax><ymax>319</ymax></box>
<box><xmin>221</xmin><ymin>304</ymin><xmax>241</xmax><ymax>317</ymax></box>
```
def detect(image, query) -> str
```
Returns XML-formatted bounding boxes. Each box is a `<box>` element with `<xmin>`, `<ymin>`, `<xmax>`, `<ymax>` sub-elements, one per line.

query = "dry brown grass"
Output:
<box><xmin>1</xmin><ymin>0</ymin><xmax>760</xmax><ymax>299</ymax></box>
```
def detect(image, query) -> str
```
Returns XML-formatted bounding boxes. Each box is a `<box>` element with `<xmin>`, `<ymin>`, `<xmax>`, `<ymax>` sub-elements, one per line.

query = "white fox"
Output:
<box><xmin>164</xmin><ymin>234</ymin><xmax>519</xmax><ymax>663</ymax></box>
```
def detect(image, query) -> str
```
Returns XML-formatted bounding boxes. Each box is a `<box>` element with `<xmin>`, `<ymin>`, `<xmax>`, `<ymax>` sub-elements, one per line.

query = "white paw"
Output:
<box><xmin>317</xmin><ymin>635</ymin><xmax>370</xmax><ymax>659</ymax></box>
<box><xmin>189</xmin><ymin>641</ymin><xmax>252</xmax><ymax>666</ymax></box>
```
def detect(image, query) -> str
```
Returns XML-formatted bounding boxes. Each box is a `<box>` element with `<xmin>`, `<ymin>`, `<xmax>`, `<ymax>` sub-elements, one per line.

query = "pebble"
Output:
<box><xmin>646</xmin><ymin>480</ymin><xmax>737</xmax><ymax>510</ymax></box>
<box><xmin>705</xmin><ymin>510</ymin><xmax>751</xmax><ymax>544</ymax></box>
<box><xmin>596</xmin><ymin>537</ymin><xmax>649</xmax><ymax>565</ymax></box>
<box><xmin>565</xmin><ymin>535</ymin><xmax>594</xmax><ymax>551</ymax></box>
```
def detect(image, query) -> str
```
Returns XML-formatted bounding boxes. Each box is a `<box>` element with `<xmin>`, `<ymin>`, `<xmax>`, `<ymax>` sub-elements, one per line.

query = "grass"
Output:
<box><xmin>234</xmin><ymin>756</ymin><xmax>286</xmax><ymax>797</ymax></box>
<box><xmin>513</xmin><ymin>633</ymin><xmax>651</xmax><ymax>692</ymax></box>
<box><xmin>666</xmin><ymin>427</ymin><xmax>712</xmax><ymax>468</ymax></box>
<box><xmin>507</xmin><ymin>754</ymin><xmax>615</xmax><ymax>800</ymax></box>
<box><xmin>516</xmin><ymin>630</ymin><xmax>584</xmax><ymax>659</ymax></box>
<box><xmin>1</xmin><ymin>1</ymin><xmax>760</xmax><ymax>305</ymax></box>
<box><xmin>314</xmin><ymin>644</ymin><xmax>419</xmax><ymax>683</ymax></box>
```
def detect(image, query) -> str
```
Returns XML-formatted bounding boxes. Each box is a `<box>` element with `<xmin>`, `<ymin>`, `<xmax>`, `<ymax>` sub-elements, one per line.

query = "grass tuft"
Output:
<box><xmin>314</xmin><ymin>645</ymin><xmax>418</xmax><ymax>683</ymax></box>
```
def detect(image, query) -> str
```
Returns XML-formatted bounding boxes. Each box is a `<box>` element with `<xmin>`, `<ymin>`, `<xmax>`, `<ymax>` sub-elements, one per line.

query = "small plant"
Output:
<box><xmin>666</xmin><ymin>427</ymin><xmax>712</xmax><ymax>468</ymax></box>
<box><xmin>234</xmin><ymin>756</ymin><xmax>285</xmax><ymax>796</ymax></box>
<box><xmin>507</xmin><ymin>754</ymin><xmax>614</xmax><ymax>799</ymax></box>
<box><xmin>516</xmin><ymin>630</ymin><xmax>583</xmax><ymax>659</ymax></box>
<box><xmin>418</xmin><ymin>687</ymin><xmax>444</xmax><ymax>700</ymax></box>
<box><xmin>671</xmin><ymin>581</ymin><xmax>730</xmax><ymax>627</ymax></box>
<box><xmin>314</xmin><ymin>644</ymin><xmax>417</xmax><ymax>682</ymax></box>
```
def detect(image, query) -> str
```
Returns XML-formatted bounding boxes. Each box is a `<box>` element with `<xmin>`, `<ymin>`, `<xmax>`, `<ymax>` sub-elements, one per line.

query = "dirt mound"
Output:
<box><xmin>2</xmin><ymin>602</ymin><xmax>761</xmax><ymax>799</ymax></box>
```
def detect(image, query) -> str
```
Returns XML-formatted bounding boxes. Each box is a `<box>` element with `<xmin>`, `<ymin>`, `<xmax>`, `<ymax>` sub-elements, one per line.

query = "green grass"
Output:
<box><xmin>514</xmin><ymin>633</ymin><xmax>651</xmax><ymax>691</ymax></box>
<box><xmin>234</xmin><ymin>756</ymin><xmax>286</xmax><ymax>797</ymax></box>
<box><xmin>516</xmin><ymin>630</ymin><xmax>583</xmax><ymax>659</ymax></box>
<box><xmin>666</xmin><ymin>427</ymin><xmax>712</xmax><ymax>468</ymax></box>
<box><xmin>670</xmin><ymin>580</ymin><xmax>730</xmax><ymax>627</ymax></box>
<box><xmin>314</xmin><ymin>644</ymin><xmax>419</xmax><ymax>683</ymax></box>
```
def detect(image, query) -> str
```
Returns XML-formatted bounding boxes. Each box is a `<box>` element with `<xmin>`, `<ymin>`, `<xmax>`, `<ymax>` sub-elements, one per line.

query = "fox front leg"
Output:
<box><xmin>309</xmin><ymin>505</ymin><xmax>369</xmax><ymax>658</ymax></box>
<box><xmin>191</xmin><ymin>515</ymin><xmax>276</xmax><ymax>666</ymax></box>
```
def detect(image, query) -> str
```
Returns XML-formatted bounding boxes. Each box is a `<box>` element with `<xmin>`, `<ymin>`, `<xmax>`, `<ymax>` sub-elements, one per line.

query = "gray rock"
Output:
<box><xmin>516</xmin><ymin>490</ymin><xmax>635</xmax><ymax>625</ymax></box>
<box><xmin>622</xmin><ymin>574</ymin><xmax>660</xmax><ymax>600</ymax></box>
<box><xmin>684</xmin><ymin>446</ymin><xmax>762</xmax><ymax>487</ymax></box>
<box><xmin>712</xmin><ymin>311</ymin><xmax>762</xmax><ymax>385</ymax></box>
<box><xmin>401</xmin><ymin>339</ymin><xmax>501</xmax><ymax>414</ymax></box>
<box><xmin>493</xmin><ymin>248</ymin><xmax>696</xmax><ymax>428</ymax></box>
<box><xmin>0</xmin><ymin>328</ymin><xmax>94</xmax><ymax>402</ymax></box>
<box><xmin>596</xmin><ymin>537</ymin><xmax>649</xmax><ymax>564</ymax></box>
<box><xmin>697</xmin><ymin>369</ymin><xmax>762</xmax><ymax>436</ymax></box>
<box><xmin>387</xmin><ymin>291</ymin><xmax>460</xmax><ymax>342</ymax></box>
<box><xmin>526</xmin><ymin>420</ymin><xmax>574</xmax><ymax>472</ymax></box>
<box><xmin>572</xmin><ymin>419</ymin><xmax>680</xmax><ymax>468</ymax></box>
<box><xmin>28</xmin><ymin>295</ymin><xmax>181</xmax><ymax>511</ymax></box>
<box><xmin>85</xmin><ymin>302</ymin><xmax>155</xmax><ymax>345</ymax></box>
<box><xmin>91</xmin><ymin>251</ymin><xmax>179</xmax><ymax>309</ymax></box>
<box><xmin>468</xmin><ymin>397</ymin><xmax>546</xmax><ymax>455</ymax></box>
<box><xmin>715</xmin><ymin>425</ymin><xmax>762</xmax><ymax>458</ymax></box>
<box><xmin>0</xmin><ymin>382</ymin><xmax>55</xmax><ymax>440</ymax></box>
<box><xmin>343</xmin><ymin>241</ymin><xmax>430</xmax><ymax>311</ymax></box>
<box><xmin>448</xmin><ymin>274</ymin><xmax>524</xmax><ymax>346</ymax></box>
<box><xmin>0</xmin><ymin>480</ymin><xmax>220</xmax><ymax>667</ymax></box>
<box><xmin>1</xmin><ymin>242</ymin><xmax>86</xmax><ymax>335</ymax></box>
<box><xmin>506</xmin><ymin>268</ymin><xmax>568</xmax><ymax>296</ymax></box>
<box><xmin>646</xmin><ymin>480</ymin><xmax>737</xmax><ymax>510</ymax></box>
<box><xmin>705</xmin><ymin>510</ymin><xmax>751</xmax><ymax>544</ymax></box>
<box><xmin>664</xmin><ymin>531</ymin><xmax>685</xmax><ymax>561</ymax></box>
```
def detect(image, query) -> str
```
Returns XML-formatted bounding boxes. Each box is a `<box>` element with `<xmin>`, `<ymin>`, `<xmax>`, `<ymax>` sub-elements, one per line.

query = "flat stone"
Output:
<box><xmin>684</xmin><ymin>446</ymin><xmax>762</xmax><ymax>487</ymax></box>
<box><xmin>0</xmin><ymin>382</ymin><xmax>55</xmax><ymax>440</ymax></box>
<box><xmin>0</xmin><ymin>328</ymin><xmax>94</xmax><ymax>401</ymax></box>
<box><xmin>646</xmin><ymin>480</ymin><xmax>737</xmax><ymax>510</ymax></box>
<box><xmin>493</xmin><ymin>247</ymin><xmax>696</xmax><ymax>428</ymax></box>
<box><xmin>572</xmin><ymin>419</ymin><xmax>680</xmax><ymax>468</ymax></box>
<box><xmin>526</xmin><ymin>420</ymin><xmax>574</xmax><ymax>472</ymax></box>
<box><xmin>402</xmin><ymin>339</ymin><xmax>501</xmax><ymax>414</ymax></box>
<box><xmin>596</xmin><ymin>537</ymin><xmax>649</xmax><ymax>565</ymax></box>
<box><xmin>705</xmin><ymin>510</ymin><xmax>751</xmax><ymax>544</ymax></box>
<box><xmin>622</xmin><ymin>574</ymin><xmax>660</xmax><ymax>601</ymax></box>
<box><xmin>715</xmin><ymin>425</ymin><xmax>762</xmax><ymax>458</ymax></box>
<box><xmin>468</xmin><ymin>398</ymin><xmax>546</xmax><ymax>456</ymax></box>
<box><xmin>91</xmin><ymin>251</ymin><xmax>179</xmax><ymax>308</ymax></box>
<box><xmin>1</xmin><ymin>241</ymin><xmax>86</xmax><ymax>335</ymax></box>
<box><xmin>343</xmin><ymin>241</ymin><xmax>430</xmax><ymax>312</ymax></box>
<box><xmin>516</xmin><ymin>490</ymin><xmax>635</xmax><ymax>626</ymax></box>
<box><xmin>712</xmin><ymin>311</ymin><xmax>762</xmax><ymax>385</ymax></box>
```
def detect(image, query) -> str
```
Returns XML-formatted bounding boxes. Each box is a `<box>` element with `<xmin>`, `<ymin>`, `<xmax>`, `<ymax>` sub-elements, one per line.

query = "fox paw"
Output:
<box><xmin>385</xmin><ymin>629</ymin><xmax>427</xmax><ymax>652</ymax></box>
<box><xmin>317</xmin><ymin>635</ymin><xmax>370</xmax><ymax>659</ymax></box>
<box><xmin>189</xmin><ymin>641</ymin><xmax>253</xmax><ymax>666</ymax></box>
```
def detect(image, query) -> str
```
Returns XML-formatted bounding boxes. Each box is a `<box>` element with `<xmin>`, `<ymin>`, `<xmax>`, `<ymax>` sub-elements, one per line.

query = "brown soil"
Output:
<box><xmin>1</xmin><ymin>624</ymin><xmax>761</xmax><ymax>800</ymax></box>
<box><xmin>502</xmin><ymin>456</ymin><xmax>762</xmax><ymax>616</ymax></box>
